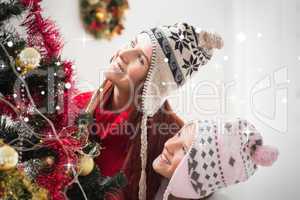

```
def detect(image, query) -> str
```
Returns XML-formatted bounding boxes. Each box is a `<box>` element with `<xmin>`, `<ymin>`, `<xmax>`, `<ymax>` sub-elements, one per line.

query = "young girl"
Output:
<box><xmin>72</xmin><ymin>22</ymin><xmax>223</xmax><ymax>199</ymax></box>
<box><xmin>153</xmin><ymin>119</ymin><xmax>279</xmax><ymax>200</ymax></box>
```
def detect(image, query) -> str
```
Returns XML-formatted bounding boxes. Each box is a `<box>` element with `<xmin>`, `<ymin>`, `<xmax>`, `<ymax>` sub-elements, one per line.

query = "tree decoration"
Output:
<box><xmin>78</xmin><ymin>154</ymin><xmax>94</xmax><ymax>176</ymax></box>
<box><xmin>0</xmin><ymin>115</ymin><xmax>41</xmax><ymax>162</ymax></box>
<box><xmin>0</xmin><ymin>168</ymin><xmax>49</xmax><ymax>200</ymax></box>
<box><xmin>0</xmin><ymin>140</ymin><xmax>18</xmax><ymax>171</ymax></box>
<box><xmin>66</xmin><ymin>166</ymin><xmax>127</xmax><ymax>200</ymax></box>
<box><xmin>0</xmin><ymin>0</ymin><xmax>128</xmax><ymax>199</ymax></box>
<box><xmin>17</xmin><ymin>47</ymin><xmax>41</xmax><ymax>74</ymax></box>
<box><xmin>80</xmin><ymin>0</ymin><xmax>129</xmax><ymax>40</ymax></box>
<box><xmin>22</xmin><ymin>156</ymin><xmax>55</xmax><ymax>180</ymax></box>
<box><xmin>0</xmin><ymin>0</ymin><xmax>26</xmax><ymax>22</ymax></box>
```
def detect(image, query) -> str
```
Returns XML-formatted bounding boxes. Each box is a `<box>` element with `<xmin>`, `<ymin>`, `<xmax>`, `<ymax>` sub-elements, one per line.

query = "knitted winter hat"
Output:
<box><xmin>138</xmin><ymin>22</ymin><xmax>223</xmax><ymax>199</ymax></box>
<box><xmin>162</xmin><ymin>119</ymin><xmax>279</xmax><ymax>200</ymax></box>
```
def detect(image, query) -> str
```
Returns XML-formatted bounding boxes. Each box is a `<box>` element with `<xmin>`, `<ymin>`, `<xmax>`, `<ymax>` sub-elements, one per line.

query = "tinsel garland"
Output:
<box><xmin>0</xmin><ymin>168</ymin><xmax>49</xmax><ymax>200</ymax></box>
<box><xmin>0</xmin><ymin>0</ymin><xmax>26</xmax><ymax>23</ymax></box>
<box><xmin>0</xmin><ymin>115</ymin><xmax>41</xmax><ymax>162</ymax></box>
<box><xmin>21</xmin><ymin>0</ymin><xmax>63</xmax><ymax>59</ymax></box>
<box><xmin>20</xmin><ymin>0</ymin><xmax>77</xmax><ymax>132</ymax></box>
<box><xmin>0</xmin><ymin>0</ymin><xmax>79</xmax><ymax>199</ymax></box>
<box><xmin>1</xmin><ymin>1</ymin><xmax>128</xmax><ymax>199</ymax></box>
<box><xmin>0</xmin><ymin>0</ymin><xmax>77</xmax><ymax>129</ymax></box>
<box><xmin>0</xmin><ymin>116</ymin><xmax>81</xmax><ymax>200</ymax></box>
<box><xmin>36</xmin><ymin>137</ymin><xmax>81</xmax><ymax>200</ymax></box>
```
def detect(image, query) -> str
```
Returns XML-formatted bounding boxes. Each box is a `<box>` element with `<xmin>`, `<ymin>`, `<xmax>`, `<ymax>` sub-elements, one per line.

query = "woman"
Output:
<box><xmin>73</xmin><ymin>22</ymin><xmax>223</xmax><ymax>199</ymax></box>
<box><xmin>153</xmin><ymin>119</ymin><xmax>279</xmax><ymax>200</ymax></box>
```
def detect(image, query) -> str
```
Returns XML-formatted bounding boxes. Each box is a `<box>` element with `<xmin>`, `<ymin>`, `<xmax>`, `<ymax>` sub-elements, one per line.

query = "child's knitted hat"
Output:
<box><xmin>162</xmin><ymin>119</ymin><xmax>279</xmax><ymax>200</ymax></box>
<box><xmin>138</xmin><ymin>22</ymin><xmax>223</xmax><ymax>199</ymax></box>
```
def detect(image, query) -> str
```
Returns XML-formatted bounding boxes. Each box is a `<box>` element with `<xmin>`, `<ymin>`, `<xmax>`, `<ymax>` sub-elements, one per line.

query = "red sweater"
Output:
<box><xmin>73</xmin><ymin>91</ymin><xmax>131</xmax><ymax>177</ymax></box>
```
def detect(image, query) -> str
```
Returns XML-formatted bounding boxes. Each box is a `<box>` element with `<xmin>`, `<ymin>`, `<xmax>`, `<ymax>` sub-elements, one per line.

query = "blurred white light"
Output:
<box><xmin>257</xmin><ymin>33</ymin><xmax>263</xmax><ymax>38</ymax></box>
<box><xmin>236</xmin><ymin>32</ymin><xmax>247</xmax><ymax>43</ymax></box>
<box><xmin>81</xmin><ymin>36</ymin><xmax>88</xmax><ymax>47</ymax></box>
<box><xmin>7</xmin><ymin>41</ymin><xmax>13</xmax><ymax>47</ymax></box>
<box><xmin>257</xmin><ymin>68</ymin><xmax>263</xmax><ymax>72</ymax></box>
<box><xmin>298</xmin><ymin>56</ymin><xmax>300</xmax><ymax>61</ymax></box>
<box><xmin>65</xmin><ymin>82</ymin><xmax>71</xmax><ymax>89</ymax></box>
<box><xmin>73</xmin><ymin>33</ymin><xmax>93</xmax><ymax>48</ymax></box>
<box><xmin>281</xmin><ymin>98</ymin><xmax>287</xmax><ymax>104</ymax></box>
<box><xmin>234</xmin><ymin>74</ymin><xmax>239</xmax><ymax>79</ymax></box>
<box><xmin>65</xmin><ymin>163</ymin><xmax>73</xmax><ymax>169</ymax></box>
<box><xmin>223</xmin><ymin>56</ymin><xmax>229</xmax><ymax>61</ymax></box>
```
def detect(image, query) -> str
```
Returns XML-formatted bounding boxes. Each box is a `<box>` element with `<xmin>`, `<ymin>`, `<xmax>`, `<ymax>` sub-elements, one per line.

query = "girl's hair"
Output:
<box><xmin>122</xmin><ymin>91</ymin><xmax>184</xmax><ymax>199</ymax></box>
<box><xmin>100</xmin><ymin>79</ymin><xmax>184</xmax><ymax>199</ymax></box>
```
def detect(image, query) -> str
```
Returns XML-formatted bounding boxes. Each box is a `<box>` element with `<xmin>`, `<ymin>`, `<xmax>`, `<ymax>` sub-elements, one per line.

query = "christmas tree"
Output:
<box><xmin>0</xmin><ymin>0</ymin><xmax>126</xmax><ymax>199</ymax></box>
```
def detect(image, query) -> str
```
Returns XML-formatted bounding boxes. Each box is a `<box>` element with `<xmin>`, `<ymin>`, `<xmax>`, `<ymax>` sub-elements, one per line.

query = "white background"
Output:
<box><xmin>41</xmin><ymin>0</ymin><xmax>299</xmax><ymax>199</ymax></box>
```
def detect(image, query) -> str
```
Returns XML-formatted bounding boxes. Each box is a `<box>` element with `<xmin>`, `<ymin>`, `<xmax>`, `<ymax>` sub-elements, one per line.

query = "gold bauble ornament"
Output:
<box><xmin>18</xmin><ymin>47</ymin><xmax>41</xmax><ymax>74</ymax></box>
<box><xmin>0</xmin><ymin>144</ymin><xmax>19</xmax><ymax>171</ymax></box>
<box><xmin>78</xmin><ymin>154</ymin><xmax>94</xmax><ymax>176</ymax></box>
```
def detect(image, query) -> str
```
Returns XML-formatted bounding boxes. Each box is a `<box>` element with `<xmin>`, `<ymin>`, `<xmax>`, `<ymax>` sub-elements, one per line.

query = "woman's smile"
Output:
<box><xmin>153</xmin><ymin>123</ymin><xmax>196</xmax><ymax>178</ymax></box>
<box><xmin>160</xmin><ymin>151</ymin><xmax>171</xmax><ymax>165</ymax></box>
<box><xmin>111</xmin><ymin>61</ymin><xmax>125</xmax><ymax>74</ymax></box>
<box><xmin>104</xmin><ymin>33</ymin><xmax>152</xmax><ymax>88</ymax></box>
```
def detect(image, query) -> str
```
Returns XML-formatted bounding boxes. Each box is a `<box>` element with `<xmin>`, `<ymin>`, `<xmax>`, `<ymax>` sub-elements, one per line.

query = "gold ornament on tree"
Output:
<box><xmin>16</xmin><ymin>47</ymin><xmax>41</xmax><ymax>74</ymax></box>
<box><xmin>0</xmin><ymin>140</ymin><xmax>18</xmax><ymax>171</ymax></box>
<box><xmin>0</xmin><ymin>168</ymin><xmax>49</xmax><ymax>200</ymax></box>
<box><xmin>78</xmin><ymin>154</ymin><xmax>94</xmax><ymax>176</ymax></box>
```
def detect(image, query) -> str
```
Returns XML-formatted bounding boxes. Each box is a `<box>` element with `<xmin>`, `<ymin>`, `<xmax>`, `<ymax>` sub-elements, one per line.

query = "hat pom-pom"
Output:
<box><xmin>252</xmin><ymin>145</ymin><xmax>279</xmax><ymax>166</ymax></box>
<box><xmin>199</xmin><ymin>31</ymin><xmax>224</xmax><ymax>50</ymax></box>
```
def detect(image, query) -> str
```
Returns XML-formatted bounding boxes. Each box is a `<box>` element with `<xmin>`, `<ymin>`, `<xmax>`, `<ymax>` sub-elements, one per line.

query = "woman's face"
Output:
<box><xmin>104</xmin><ymin>33</ymin><xmax>152</xmax><ymax>91</ymax></box>
<box><xmin>153</xmin><ymin>123</ymin><xmax>196</xmax><ymax>178</ymax></box>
